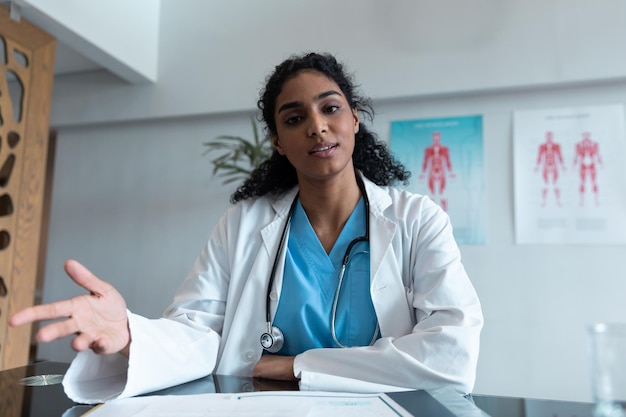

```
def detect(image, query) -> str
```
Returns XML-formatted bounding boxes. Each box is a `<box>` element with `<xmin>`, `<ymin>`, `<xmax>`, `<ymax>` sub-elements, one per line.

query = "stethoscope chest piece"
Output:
<box><xmin>260</xmin><ymin>324</ymin><xmax>284</xmax><ymax>353</ymax></box>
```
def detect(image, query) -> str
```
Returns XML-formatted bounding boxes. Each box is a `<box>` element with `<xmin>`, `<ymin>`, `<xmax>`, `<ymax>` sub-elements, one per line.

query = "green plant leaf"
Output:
<box><xmin>203</xmin><ymin>117</ymin><xmax>273</xmax><ymax>185</ymax></box>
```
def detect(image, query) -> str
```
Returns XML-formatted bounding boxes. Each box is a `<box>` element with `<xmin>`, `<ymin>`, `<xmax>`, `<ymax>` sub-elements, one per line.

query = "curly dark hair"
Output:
<box><xmin>230</xmin><ymin>52</ymin><xmax>410</xmax><ymax>203</ymax></box>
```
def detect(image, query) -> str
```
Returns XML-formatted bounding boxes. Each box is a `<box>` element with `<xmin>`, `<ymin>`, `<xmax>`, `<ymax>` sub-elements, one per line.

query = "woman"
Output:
<box><xmin>10</xmin><ymin>52</ymin><xmax>483</xmax><ymax>403</ymax></box>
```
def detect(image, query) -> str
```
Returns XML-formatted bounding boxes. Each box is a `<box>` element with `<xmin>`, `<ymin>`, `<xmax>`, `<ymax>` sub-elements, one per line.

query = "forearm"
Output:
<box><xmin>63</xmin><ymin>312</ymin><xmax>220</xmax><ymax>403</ymax></box>
<box><xmin>253</xmin><ymin>354</ymin><xmax>297</xmax><ymax>380</ymax></box>
<box><xmin>295</xmin><ymin>319</ymin><xmax>481</xmax><ymax>394</ymax></box>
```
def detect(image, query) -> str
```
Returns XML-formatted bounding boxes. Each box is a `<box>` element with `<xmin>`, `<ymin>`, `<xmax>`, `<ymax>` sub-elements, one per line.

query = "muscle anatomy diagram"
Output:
<box><xmin>533</xmin><ymin>131</ymin><xmax>603</xmax><ymax>207</ymax></box>
<box><xmin>419</xmin><ymin>132</ymin><xmax>455</xmax><ymax>211</ymax></box>
<box><xmin>573</xmin><ymin>132</ymin><xmax>602</xmax><ymax>206</ymax></box>
<box><xmin>535</xmin><ymin>131</ymin><xmax>565</xmax><ymax>206</ymax></box>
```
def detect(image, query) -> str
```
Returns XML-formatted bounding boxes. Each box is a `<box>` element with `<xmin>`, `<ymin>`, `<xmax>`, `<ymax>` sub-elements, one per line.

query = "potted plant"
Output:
<box><xmin>203</xmin><ymin>117</ymin><xmax>274</xmax><ymax>185</ymax></box>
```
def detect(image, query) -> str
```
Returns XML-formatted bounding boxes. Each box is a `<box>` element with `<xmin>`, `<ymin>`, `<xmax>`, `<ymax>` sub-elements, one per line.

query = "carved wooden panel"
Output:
<box><xmin>0</xmin><ymin>5</ymin><xmax>56</xmax><ymax>371</ymax></box>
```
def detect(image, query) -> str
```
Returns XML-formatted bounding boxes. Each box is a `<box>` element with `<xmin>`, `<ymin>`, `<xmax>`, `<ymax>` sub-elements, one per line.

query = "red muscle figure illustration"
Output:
<box><xmin>419</xmin><ymin>132</ymin><xmax>455</xmax><ymax>211</ymax></box>
<box><xmin>573</xmin><ymin>132</ymin><xmax>602</xmax><ymax>206</ymax></box>
<box><xmin>535</xmin><ymin>131</ymin><xmax>565</xmax><ymax>207</ymax></box>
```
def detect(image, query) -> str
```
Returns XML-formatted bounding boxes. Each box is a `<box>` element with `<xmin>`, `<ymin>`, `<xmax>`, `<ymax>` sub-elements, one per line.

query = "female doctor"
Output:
<box><xmin>10</xmin><ymin>52</ymin><xmax>483</xmax><ymax>404</ymax></box>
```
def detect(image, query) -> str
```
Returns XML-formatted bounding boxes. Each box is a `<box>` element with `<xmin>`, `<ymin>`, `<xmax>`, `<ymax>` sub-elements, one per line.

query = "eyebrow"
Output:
<box><xmin>277</xmin><ymin>90</ymin><xmax>341</xmax><ymax>114</ymax></box>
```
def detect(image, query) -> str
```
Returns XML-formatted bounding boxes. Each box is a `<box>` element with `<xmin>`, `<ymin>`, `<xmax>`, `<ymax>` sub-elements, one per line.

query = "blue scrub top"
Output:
<box><xmin>271</xmin><ymin>197</ymin><xmax>379</xmax><ymax>355</ymax></box>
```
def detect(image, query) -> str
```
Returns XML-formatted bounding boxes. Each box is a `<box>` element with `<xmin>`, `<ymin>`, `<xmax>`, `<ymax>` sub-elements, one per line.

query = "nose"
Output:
<box><xmin>307</xmin><ymin>112</ymin><xmax>328</xmax><ymax>137</ymax></box>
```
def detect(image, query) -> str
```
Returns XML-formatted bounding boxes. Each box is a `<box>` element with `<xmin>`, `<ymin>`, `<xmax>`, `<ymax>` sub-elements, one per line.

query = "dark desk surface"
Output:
<box><xmin>472</xmin><ymin>393</ymin><xmax>594</xmax><ymax>417</ymax></box>
<box><xmin>0</xmin><ymin>361</ymin><xmax>595</xmax><ymax>417</ymax></box>
<box><xmin>0</xmin><ymin>361</ymin><xmax>84</xmax><ymax>417</ymax></box>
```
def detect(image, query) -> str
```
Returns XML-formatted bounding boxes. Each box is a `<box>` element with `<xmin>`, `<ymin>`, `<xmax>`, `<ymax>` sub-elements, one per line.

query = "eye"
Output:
<box><xmin>285</xmin><ymin>115</ymin><xmax>302</xmax><ymax>125</ymax></box>
<box><xmin>324</xmin><ymin>104</ymin><xmax>340</xmax><ymax>114</ymax></box>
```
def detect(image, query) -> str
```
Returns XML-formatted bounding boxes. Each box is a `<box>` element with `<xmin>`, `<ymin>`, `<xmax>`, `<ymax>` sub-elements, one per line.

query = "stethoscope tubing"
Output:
<box><xmin>263</xmin><ymin>175</ymin><xmax>378</xmax><ymax>350</ymax></box>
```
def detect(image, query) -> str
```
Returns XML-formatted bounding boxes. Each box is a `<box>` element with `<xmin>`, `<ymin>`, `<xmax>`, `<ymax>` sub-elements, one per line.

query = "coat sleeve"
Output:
<box><xmin>63</xmin><ymin>214</ymin><xmax>233</xmax><ymax>404</ymax></box>
<box><xmin>293</xmin><ymin>198</ymin><xmax>483</xmax><ymax>394</ymax></box>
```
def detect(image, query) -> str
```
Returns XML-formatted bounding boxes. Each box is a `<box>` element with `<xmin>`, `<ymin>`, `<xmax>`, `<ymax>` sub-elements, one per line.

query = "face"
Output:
<box><xmin>272</xmin><ymin>70</ymin><xmax>359</xmax><ymax>184</ymax></box>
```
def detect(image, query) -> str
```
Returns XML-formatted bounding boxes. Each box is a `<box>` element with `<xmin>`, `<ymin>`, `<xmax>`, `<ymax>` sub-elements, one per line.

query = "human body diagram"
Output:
<box><xmin>533</xmin><ymin>131</ymin><xmax>602</xmax><ymax>207</ymax></box>
<box><xmin>419</xmin><ymin>132</ymin><xmax>455</xmax><ymax>211</ymax></box>
<box><xmin>534</xmin><ymin>131</ymin><xmax>565</xmax><ymax>206</ymax></box>
<box><xmin>573</xmin><ymin>132</ymin><xmax>602</xmax><ymax>206</ymax></box>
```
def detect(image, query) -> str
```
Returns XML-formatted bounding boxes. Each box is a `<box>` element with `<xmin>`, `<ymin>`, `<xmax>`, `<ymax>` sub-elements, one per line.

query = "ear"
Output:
<box><xmin>352</xmin><ymin>108</ymin><xmax>360</xmax><ymax>134</ymax></box>
<box><xmin>272</xmin><ymin>133</ymin><xmax>285</xmax><ymax>155</ymax></box>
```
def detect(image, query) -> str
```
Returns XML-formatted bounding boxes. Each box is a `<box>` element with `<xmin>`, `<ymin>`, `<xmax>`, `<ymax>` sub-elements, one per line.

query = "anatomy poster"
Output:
<box><xmin>513</xmin><ymin>104</ymin><xmax>626</xmax><ymax>244</ymax></box>
<box><xmin>390</xmin><ymin>115</ymin><xmax>486</xmax><ymax>245</ymax></box>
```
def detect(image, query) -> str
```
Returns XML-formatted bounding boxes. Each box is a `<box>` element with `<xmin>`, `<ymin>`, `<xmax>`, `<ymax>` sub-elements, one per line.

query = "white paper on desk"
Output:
<box><xmin>85</xmin><ymin>391</ymin><xmax>413</xmax><ymax>417</ymax></box>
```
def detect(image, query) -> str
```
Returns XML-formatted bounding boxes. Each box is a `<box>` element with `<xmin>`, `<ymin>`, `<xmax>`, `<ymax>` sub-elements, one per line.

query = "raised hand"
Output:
<box><xmin>9</xmin><ymin>259</ymin><xmax>130</xmax><ymax>356</ymax></box>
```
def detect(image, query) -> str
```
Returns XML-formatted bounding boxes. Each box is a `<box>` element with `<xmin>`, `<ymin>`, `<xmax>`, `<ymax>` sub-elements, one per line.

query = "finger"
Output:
<box><xmin>71</xmin><ymin>333</ymin><xmax>94</xmax><ymax>352</ymax></box>
<box><xmin>88</xmin><ymin>338</ymin><xmax>109</xmax><ymax>355</ymax></box>
<box><xmin>72</xmin><ymin>334</ymin><xmax>111</xmax><ymax>355</ymax></box>
<box><xmin>9</xmin><ymin>298</ymin><xmax>76</xmax><ymax>327</ymax></box>
<box><xmin>64</xmin><ymin>259</ymin><xmax>113</xmax><ymax>296</ymax></box>
<box><xmin>36</xmin><ymin>318</ymin><xmax>80</xmax><ymax>343</ymax></box>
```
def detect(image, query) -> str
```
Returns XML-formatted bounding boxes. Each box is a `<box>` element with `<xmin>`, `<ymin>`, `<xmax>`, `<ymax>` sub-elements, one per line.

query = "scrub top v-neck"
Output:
<box><xmin>271</xmin><ymin>197</ymin><xmax>378</xmax><ymax>355</ymax></box>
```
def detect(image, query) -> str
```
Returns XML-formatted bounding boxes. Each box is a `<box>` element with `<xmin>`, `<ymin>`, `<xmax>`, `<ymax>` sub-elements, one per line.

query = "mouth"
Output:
<box><xmin>308</xmin><ymin>144</ymin><xmax>337</xmax><ymax>155</ymax></box>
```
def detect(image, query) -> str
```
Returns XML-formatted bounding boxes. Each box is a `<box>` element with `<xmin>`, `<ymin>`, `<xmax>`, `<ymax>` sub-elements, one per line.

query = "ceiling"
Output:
<box><xmin>54</xmin><ymin>42</ymin><xmax>102</xmax><ymax>76</ymax></box>
<box><xmin>0</xmin><ymin>0</ymin><xmax>101</xmax><ymax>76</ymax></box>
<box><xmin>1</xmin><ymin>1</ymin><xmax>157</xmax><ymax>82</ymax></box>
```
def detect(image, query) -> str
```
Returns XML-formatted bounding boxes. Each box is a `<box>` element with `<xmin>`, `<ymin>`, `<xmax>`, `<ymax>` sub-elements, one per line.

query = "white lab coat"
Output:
<box><xmin>63</xmin><ymin>177</ymin><xmax>483</xmax><ymax>404</ymax></box>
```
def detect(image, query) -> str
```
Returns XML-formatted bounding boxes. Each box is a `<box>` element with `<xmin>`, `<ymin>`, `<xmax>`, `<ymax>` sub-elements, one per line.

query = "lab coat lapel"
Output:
<box><xmin>364</xmin><ymin>179</ymin><xmax>414</xmax><ymax>338</ymax></box>
<box><xmin>216</xmin><ymin>188</ymin><xmax>297</xmax><ymax>375</ymax></box>
<box><xmin>261</xmin><ymin>188</ymin><xmax>299</xmax><ymax>318</ymax></box>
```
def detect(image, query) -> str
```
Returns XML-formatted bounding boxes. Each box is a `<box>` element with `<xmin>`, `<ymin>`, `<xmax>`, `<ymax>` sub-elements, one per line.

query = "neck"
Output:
<box><xmin>297</xmin><ymin>172</ymin><xmax>363</xmax><ymax>253</ymax></box>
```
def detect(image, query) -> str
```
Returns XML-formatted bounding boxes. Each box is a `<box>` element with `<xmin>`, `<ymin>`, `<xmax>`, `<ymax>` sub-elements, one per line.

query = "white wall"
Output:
<box><xmin>49</xmin><ymin>0</ymin><xmax>626</xmax><ymax>126</ymax></box>
<box><xmin>36</xmin><ymin>0</ymin><xmax>626</xmax><ymax>404</ymax></box>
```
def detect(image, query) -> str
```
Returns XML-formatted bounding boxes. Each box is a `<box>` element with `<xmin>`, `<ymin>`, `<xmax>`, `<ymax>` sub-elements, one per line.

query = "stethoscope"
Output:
<box><xmin>260</xmin><ymin>176</ymin><xmax>380</xmax><ymax>353</ymax></box>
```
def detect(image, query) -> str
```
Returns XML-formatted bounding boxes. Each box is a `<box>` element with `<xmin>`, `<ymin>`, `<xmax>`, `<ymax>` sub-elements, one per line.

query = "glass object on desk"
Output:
<box><xmin>19</xmin><ymin>373</ymin><xmax>64</xmax><ymax>386</ymax></box>
<box><xmin>589</xmin><ymin>323</ymin><xmax>626</xmax><ymax>417</ymax></box>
